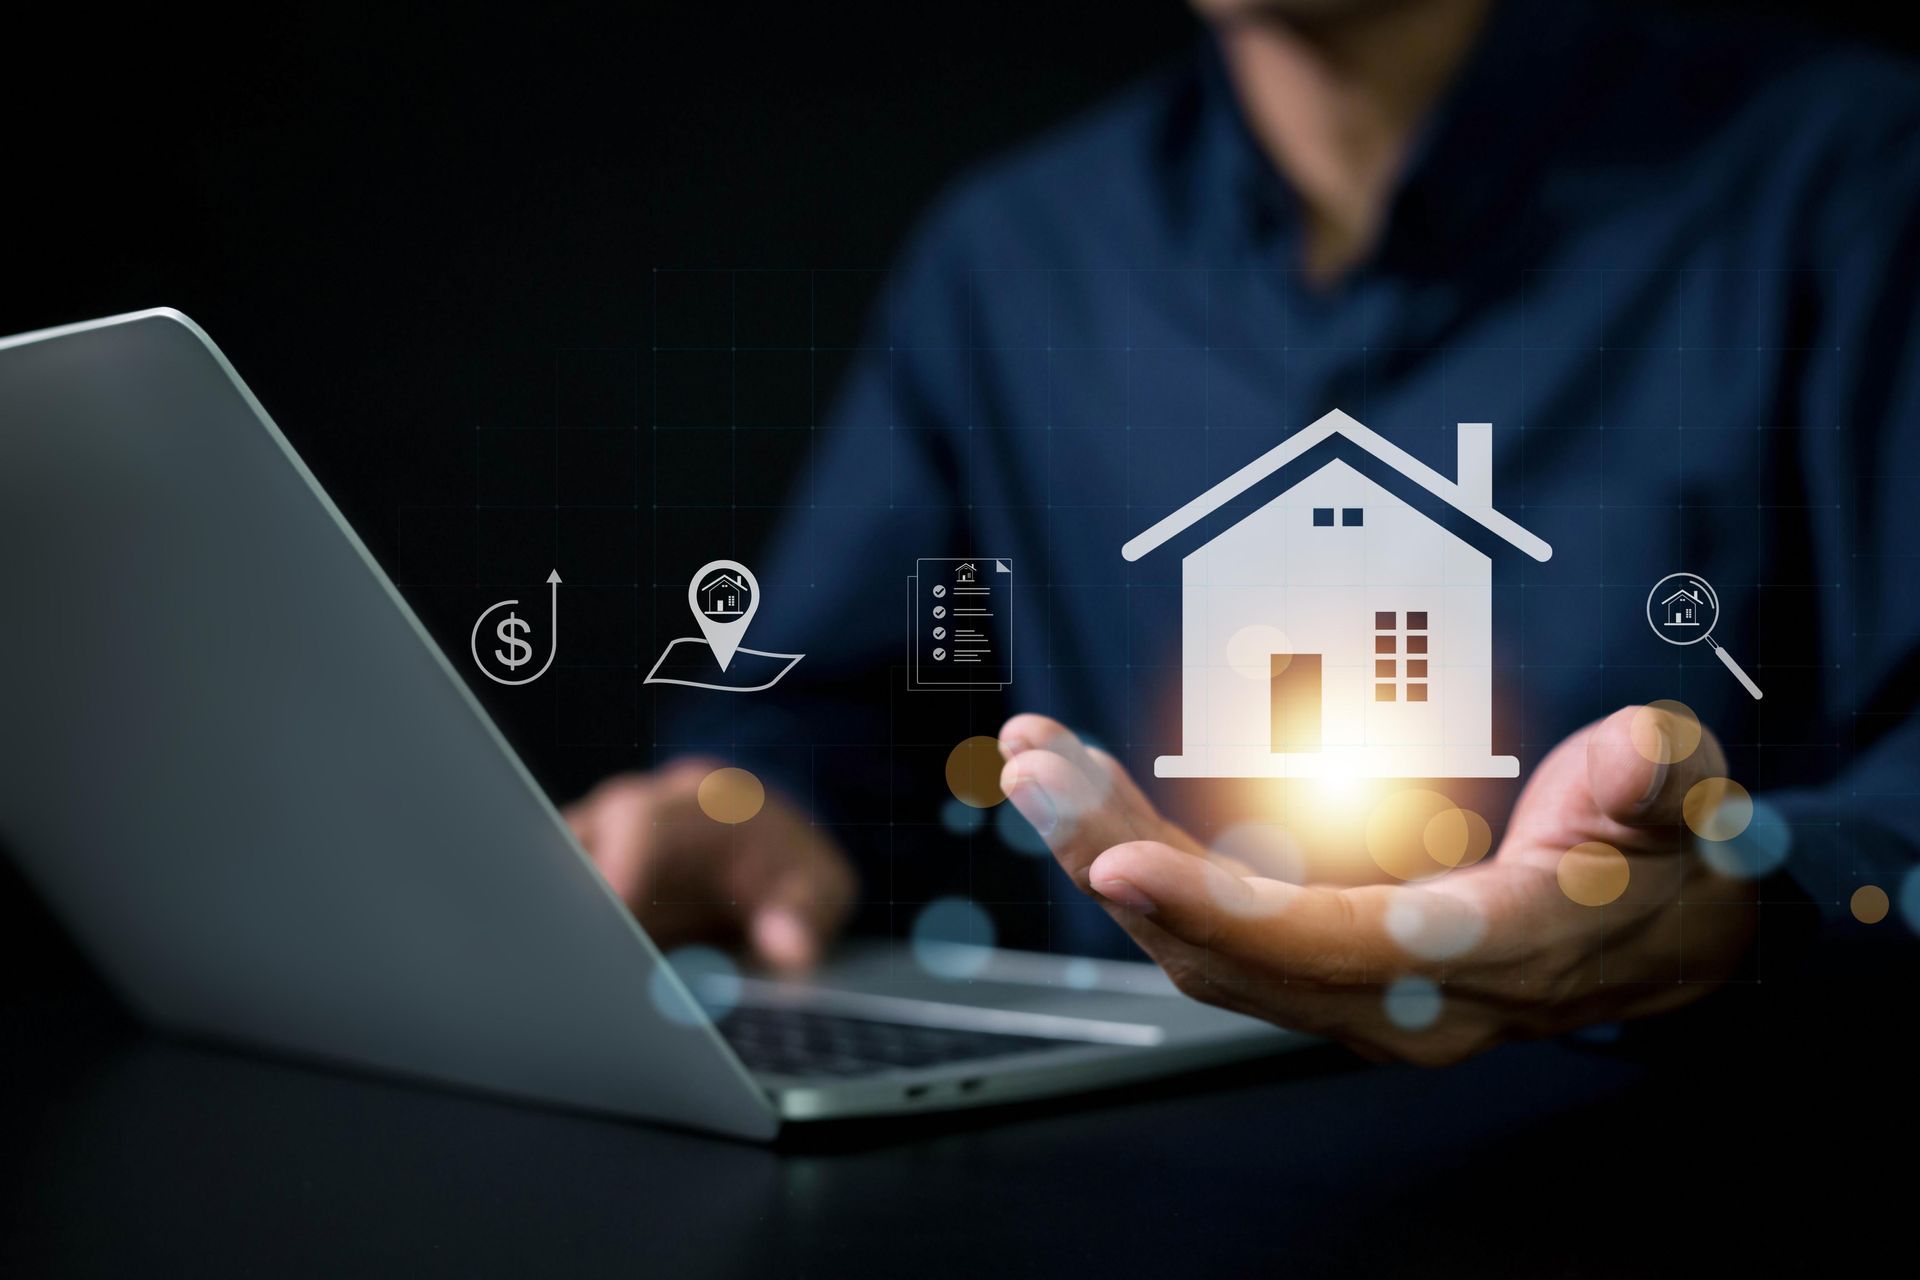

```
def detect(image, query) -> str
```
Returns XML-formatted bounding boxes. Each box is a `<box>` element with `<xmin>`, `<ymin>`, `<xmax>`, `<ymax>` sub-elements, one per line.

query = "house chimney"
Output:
<box><xmin>1457</xmin><ymin>422</ymin><xmax>1492</xmax><ymax>506</ymax></box>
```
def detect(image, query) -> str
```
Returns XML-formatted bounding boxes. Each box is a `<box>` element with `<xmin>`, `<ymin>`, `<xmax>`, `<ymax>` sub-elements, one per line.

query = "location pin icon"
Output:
<box><xmin>689</xmin><ymin>559</ymin><xmax>758</xmax><ymax>672</ymax></box>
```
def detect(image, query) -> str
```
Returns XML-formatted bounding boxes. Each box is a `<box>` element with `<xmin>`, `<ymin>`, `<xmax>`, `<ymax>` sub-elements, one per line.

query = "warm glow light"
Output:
<box><xmin>1684</xmin><ymin>777</ymin><xmax>1753</xmax><ymax>842</ymax></box>
<box><xmin>1851</xmin><ymin>885</ymin><xmax>1890</xmax><ymax>924</ymax></box>
<box><xmin>1630</xmin><ymin>699</ymin><xmax>1703</xmax><ymax>765</ymax></box>
<box><xmin>1558</xmin><ymin>841</ymin><xmax>1630</xmax><ymax>906</ymax></box>
<box><xmin>1318</xmin><ymin>758</ymin><xmax>1365</xmax><ymax>801</ymax></box>
<box><xmin>946</xmin><ymin>735</ymin><xmax>1007</xmax><ymax>808</ymax></box>
<box><xmin>697</xmin><ymin>767</ymin><xmax>765</xmax><ymax>824</ymax></box>
<box><xmin>1366</xmin><ymin>788</ymin><xmax>1462</xmax><ymax>881</ymax></box>
<box><xmin>1199</xmin><ymin>775</ymin><xmax>1404</xmax><ymax>886</ymax></box>
<box><xmin>1426</xmin><ymin>806</ymin><xmax>1492</xmax><ymax>867</ymax></box>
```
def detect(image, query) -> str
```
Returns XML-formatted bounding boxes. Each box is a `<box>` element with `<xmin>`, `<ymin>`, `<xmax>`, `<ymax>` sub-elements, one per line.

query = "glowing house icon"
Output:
<box><xmin>1122</xmin><ymin>409</ymin><xmax>1552</xmax><ymax>780</ymax></box>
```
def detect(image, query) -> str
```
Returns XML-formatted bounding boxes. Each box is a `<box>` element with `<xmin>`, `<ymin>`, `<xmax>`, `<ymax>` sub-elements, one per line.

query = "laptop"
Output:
<box><xmin>0</xmin><ymin>309</ymin><xmax>1299</xmax><ymax>1140</ymax></box>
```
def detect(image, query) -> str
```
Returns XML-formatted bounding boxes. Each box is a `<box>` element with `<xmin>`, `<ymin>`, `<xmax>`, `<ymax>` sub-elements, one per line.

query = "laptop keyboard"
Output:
<box><xmin>715</xmin><ymin>1003</ymin><xmax>1070</xmax><ymax>1079</ymax></box>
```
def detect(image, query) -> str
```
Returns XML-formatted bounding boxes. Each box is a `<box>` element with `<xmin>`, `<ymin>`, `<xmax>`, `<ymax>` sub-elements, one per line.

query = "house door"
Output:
<box><xmin>1270</xmin><ymin>653</ymin><xmax>1321</xmax><ymax>752</ymax></box>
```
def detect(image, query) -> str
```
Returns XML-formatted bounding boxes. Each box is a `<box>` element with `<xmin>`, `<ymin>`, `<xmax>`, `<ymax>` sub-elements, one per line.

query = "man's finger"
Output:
<box><xmin>997</xmin><ymin>713</ymin><xmax>1088</xmax><ymax>764</ymax></box>
<box><xmin>742</xmin><ymin>843</ymin><xmax>854</xmax><ymax>975</ymax></box>
<box><xmin>998</xmin><ymin>715</ymin><xmax>1153</xmax><ymax>809</ymax></box>
<box><xmin>579</xmin><ymin>780</ymin><xmax>663</xmax><ymax>904</ymax></box>
<box><xmin>1586</xmin><ymin>704</ymin><xmax>1730</xmax><ymax>830</ymax></box>
<box><xmin>563</xmin><ymin>801</ymin><xmax>597</xmax><ymax>847</ymax></box>
<box><xmin>748</xmin><ymin>881</ymin><xmax>826</xmax><ymax>975</ymax></box>
<box><xmin>997</xmin><ymin>714</ymin><xmax>1129</xmax><ymax>812</ymax></box>
<box><xmin>997</xmin><ymin>715</ymin><xmax>1203</xmax><ymax>869</ymax></box>
<box><xmin>1000</xmin><ymin>750</ymin><xmax>1134</xmax><ymax>881</ymax></box>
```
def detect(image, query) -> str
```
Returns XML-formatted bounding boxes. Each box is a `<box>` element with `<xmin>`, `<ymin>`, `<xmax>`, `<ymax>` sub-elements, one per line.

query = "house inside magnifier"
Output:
<box><xmin>1661</xmin><ymin>587</ymin><xmax>1703</xmax><ymax>627</ymax></box>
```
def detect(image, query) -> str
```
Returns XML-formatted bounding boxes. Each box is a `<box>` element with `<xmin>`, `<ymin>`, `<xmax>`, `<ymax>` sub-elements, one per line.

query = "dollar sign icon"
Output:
<box><xmin>470</xmin><ymin>571</ymin><xmax>562</xmax><ymax>686</ymax></box>
<box><xmin>494</xmin><ymin>612</ymin><xmax>531</xmax><ymax>669</ymax></box>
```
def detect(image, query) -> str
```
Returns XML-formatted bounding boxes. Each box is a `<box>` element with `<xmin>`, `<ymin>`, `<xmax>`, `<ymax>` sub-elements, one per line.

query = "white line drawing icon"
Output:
<box><xmin>908</xmin><ymin>558</ymin><xmax>1013</xmax><ymax>690</ymax></box>
<box><xmin>644</xmin><ymin>559</ymin><xmax>804</xmax><ymax>693</ymax></box>
<box><xmin>1122</xmin><ymin>409</ymin><xmax>1552</xmax><ymax>779</ymax></box>
<box><xmin>1645</xmin><ymin>572</ymin><xmax>1763</xmax><ymax>700</ymax></box>
<box><xmin>470</xmin><ymin>570</ymin><xmax>562</xmax><ymax>686</ymax></box>
<box><xmin>700</xmin><ymin>570</ymin><xmax>747</xmax><ymax>617</ymax></box>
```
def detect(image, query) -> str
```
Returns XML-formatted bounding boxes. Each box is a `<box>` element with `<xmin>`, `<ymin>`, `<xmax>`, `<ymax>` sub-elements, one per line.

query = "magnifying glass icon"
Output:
<box><xmin>1645</xmin><ymin>572</ymin><xmax>1763</xmax><ymax>700</ymax></box>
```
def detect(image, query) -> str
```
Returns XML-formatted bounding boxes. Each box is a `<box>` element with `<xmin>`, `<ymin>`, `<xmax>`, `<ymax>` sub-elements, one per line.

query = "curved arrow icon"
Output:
<box><xmin>470</xmin><ymin>569</ymin><xmax>561</xmax><ymax>686</ymax></box>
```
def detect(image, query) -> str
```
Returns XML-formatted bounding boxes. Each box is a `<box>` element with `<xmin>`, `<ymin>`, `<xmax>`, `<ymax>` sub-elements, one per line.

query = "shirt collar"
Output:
<box><xmin>1183</xmin><ymin>0</ymin><xmax>1624</xmax><ymax>280</ymax></box>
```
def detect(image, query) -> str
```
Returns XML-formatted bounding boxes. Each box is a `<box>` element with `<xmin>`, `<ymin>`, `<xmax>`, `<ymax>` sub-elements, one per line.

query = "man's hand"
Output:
<box><xmin>998</xmin><ymin>708</ymin><xmax>1757</xmax><ymax>1064</ymax></box>
<box><xmin>563</xmin><ymin>759</ymin><xmax>856</xmax><ymax>975</ymax></box>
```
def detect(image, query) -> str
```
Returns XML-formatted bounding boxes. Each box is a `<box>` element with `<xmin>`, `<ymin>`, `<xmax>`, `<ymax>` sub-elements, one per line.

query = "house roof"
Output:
<box><xmin>1120</xmin><ymin>408</ymin><xmax>1553</xmax><ymax>563</ymax></box>
<box><xmin>703</xmin><ymin>572</ymin><xmax>745</xmax><ymax>592</ymax></box>
<box><xmin>1661</xmin><ymin>589</ymin><xmax>1700</xmax><ymax>605</ymax></box>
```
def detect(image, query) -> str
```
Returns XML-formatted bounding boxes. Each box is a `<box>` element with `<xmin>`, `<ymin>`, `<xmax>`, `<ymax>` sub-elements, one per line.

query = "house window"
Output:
<box><xmin>1342</xmin><ymin>507</ymin><xmax>1363</xmax><ymax>526</ymax></box>
<box><xmin>1313</xmin><ymin>507</ymin><xmax>1335</xmax><ymax>526</ymax></box>
<box><xmin>1375</xmin><ymin>608</ymin><xmax>1432</xmax><ymax>702</ymax></box>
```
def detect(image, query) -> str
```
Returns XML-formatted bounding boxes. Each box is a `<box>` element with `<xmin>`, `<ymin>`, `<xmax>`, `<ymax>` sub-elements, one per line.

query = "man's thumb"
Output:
<box><xmin>1586</xmin><ymin>704</ymin><xmax>1728</xmax><ymax>827</ymax></box>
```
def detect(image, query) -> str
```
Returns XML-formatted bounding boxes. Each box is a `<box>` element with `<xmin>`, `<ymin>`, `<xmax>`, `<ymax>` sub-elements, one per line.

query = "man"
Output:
<box><xmin>568</xmin><ymin>0</ymin><xmax>1920</xmax><ymax>1060</ymax></box>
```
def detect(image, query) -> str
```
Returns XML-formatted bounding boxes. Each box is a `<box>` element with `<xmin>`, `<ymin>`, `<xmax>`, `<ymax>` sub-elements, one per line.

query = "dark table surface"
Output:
<box><xmin>2</xmin><ymin>973</ymin><xmax>1905</xmax><ymax>1279</ymax></box>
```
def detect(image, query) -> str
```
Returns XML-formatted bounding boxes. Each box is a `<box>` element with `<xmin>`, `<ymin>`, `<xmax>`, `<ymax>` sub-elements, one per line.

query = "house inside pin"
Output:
<box><xmin>700</xmin><ymin>572</ymin><xmax>747</xmax><ymax>617</ymax></box>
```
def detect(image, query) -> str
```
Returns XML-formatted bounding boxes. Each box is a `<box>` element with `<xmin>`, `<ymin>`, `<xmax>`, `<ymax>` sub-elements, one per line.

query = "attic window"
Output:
<box><xmin>1342</xmin><ymin>508</ymin><xmax>1364</xmax><ymax>526</ymax></box>
<box><xmin>1312</xmin><ymin>507</ymin><xmax>1335</xmax><ymax>527</ymax></box>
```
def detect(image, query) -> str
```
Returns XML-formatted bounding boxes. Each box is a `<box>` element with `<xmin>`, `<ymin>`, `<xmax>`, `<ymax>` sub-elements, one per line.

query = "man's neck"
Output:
<box><xmin>1216</xmin><ymin>0</ymin><xmax>1494</xmax><ymax>283</ymax></box>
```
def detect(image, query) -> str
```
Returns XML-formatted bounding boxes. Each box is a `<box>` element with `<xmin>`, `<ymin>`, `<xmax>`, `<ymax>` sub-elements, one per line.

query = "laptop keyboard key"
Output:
<box><xmin>715</xmin><ymin>1004</ymin><xmax>1069</xmax><ymax>1079</ymax></box>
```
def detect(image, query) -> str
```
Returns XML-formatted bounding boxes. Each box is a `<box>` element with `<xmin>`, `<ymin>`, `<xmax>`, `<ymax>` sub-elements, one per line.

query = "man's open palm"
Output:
<box><xmin>998</xmin><ymin>706</ymin><xmax>1756</xmax><ymax>1063</ymax></box>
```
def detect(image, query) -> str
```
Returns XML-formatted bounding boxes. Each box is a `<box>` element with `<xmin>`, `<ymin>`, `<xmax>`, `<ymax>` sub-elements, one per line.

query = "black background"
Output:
<box><xmin>4</xmin><ymin>1</ymin><xmax>1916</xmax><ymax>994</ymax></box>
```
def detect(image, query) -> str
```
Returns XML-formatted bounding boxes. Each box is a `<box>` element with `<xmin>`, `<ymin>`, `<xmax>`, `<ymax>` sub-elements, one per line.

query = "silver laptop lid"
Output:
<box><xmin>0</xmin><ymin>310</ymin><xmax>775</xmax><ymax>1140</ymax></box>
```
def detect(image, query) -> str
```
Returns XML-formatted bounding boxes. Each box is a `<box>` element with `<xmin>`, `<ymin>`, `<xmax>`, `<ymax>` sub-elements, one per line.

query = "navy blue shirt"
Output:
<box><xmin>672</xmin><ymin>0</ymin><xmax>1920</xmax><ymax>958</ymax></box>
